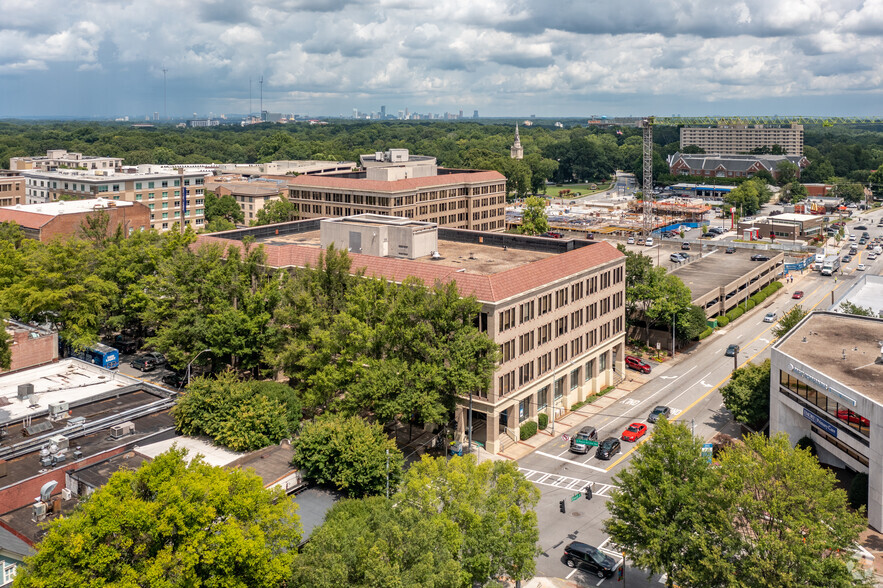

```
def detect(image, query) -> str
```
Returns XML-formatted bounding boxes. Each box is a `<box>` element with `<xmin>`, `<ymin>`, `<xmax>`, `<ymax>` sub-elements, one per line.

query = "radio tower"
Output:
<box><xmin>259</xmin><ymin>76</ymin><xmax>263</xmax><ymax>121</ymax></box>
<box><xmin>162</xmin><ymin>65</ymin><xmax>168</xmax><ymax>120</ymax></box>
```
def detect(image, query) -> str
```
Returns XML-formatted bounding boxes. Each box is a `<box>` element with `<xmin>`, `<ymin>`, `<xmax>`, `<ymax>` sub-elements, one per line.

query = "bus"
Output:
<box><xmin>67</xmin><ymin>343</ymin><xmax>120</xmax><ymax>369</ymax></box>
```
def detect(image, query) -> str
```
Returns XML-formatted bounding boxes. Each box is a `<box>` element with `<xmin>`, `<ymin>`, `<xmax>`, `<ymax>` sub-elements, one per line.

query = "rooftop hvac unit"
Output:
<box><xmin>61</xmin><ymin>488</ymin><xmax>72</xmax><ymax>500</ymax></box>
<box><xmin>18</xmin><ymin>383</ymin><xmax>34</xmax><ymax>400</ymax></box>
<box><xmin>32</xmin><ymin>501</ymin><xmax>47</xmax><ymax>519</ymax></box>
<box><xmin>110</xmin><ymin>421</ymin><xmax>135</xmax><ymax>439</ymax></box>
<box><xmin>48</xmin><ymin>401</ymin><xmax>69</xmax><ymax>416</ymax></box>
<box><xmin>49</xmin><ymin>435</ymin><xmax>69</xmax><ymax>452</ymax></box>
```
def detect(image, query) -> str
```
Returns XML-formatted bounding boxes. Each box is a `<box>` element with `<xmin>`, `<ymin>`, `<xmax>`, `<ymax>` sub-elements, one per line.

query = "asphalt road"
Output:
<box><xmin>520</xmin><ymin>206</ymin><xmax>883</xmax><ymax>586</ymax></box>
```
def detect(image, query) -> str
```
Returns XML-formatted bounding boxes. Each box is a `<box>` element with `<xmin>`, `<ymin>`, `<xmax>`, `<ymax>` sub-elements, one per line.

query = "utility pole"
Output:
<box><xmin>162</xmin><ymin>65</ymin><xmax>168</xmax><ymax>120</ymax></box>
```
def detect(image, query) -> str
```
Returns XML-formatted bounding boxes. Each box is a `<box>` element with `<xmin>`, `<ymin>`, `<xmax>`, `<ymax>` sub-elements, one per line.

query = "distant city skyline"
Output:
<box><xmin>1</xmin><ymin>1</ymin><xmax>882</xmax><ymax>119</ymax></box>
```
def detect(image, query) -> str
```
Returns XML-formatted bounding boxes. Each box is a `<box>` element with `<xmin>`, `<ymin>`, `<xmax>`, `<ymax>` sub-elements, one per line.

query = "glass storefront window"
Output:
<box><xmin>779</xmin><ymin>372</ymin><xmax>869</xmax><ymax>438</ymax></box>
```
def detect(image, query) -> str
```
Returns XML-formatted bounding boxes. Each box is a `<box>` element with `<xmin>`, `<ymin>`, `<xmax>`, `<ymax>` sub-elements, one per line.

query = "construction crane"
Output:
<box><xmin>637</xmin><ymin>115</ymin><xmax>883</xmax><ymax>235</ymax></box>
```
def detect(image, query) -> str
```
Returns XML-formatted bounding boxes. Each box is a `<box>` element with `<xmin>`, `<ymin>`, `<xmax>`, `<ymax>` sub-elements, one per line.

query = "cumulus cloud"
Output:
<box><xmin>0</xmin><ymin>0</ymin><xmax>881</xmax><ymax>117</ymax></box>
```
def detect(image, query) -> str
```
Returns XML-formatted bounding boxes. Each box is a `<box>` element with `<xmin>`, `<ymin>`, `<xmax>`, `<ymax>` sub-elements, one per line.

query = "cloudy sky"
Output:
<box><xmin>1</xmin><ymin>0</ymin><xmax>882</xmax><ymax>119</ymax></box>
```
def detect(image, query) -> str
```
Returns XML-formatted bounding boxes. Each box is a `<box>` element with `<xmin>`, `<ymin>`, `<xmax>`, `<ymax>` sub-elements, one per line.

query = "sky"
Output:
<box><xmin>1</xmin><ymin>0</ymin><xmax>882</xmax><ymax>119</ymax></box>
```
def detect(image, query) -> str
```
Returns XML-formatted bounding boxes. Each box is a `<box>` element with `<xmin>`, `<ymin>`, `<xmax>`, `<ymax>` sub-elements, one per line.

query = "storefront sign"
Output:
<box><xmin>790</xmin><ymin>364</ymin><xmax>855</xmax><ymax>406</ymax></box>
<box><xmin>803</xmin><ymin>408</ymin><xmax>838</xmax><ymax>438</ymax></box>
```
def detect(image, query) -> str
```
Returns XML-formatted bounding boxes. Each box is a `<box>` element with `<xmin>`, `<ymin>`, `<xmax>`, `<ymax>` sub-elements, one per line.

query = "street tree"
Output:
<box><xmin>520</xmin><ymin>195</ymin><xmax>549</xmax><ymax>235</ymax></box>
<box><xmin>14</xmin><ymin>448</ymin><xmax>300</xmax><ymax>588</ymax></box>
<box><xmin>253</xmin><ymin>198</ymin><xmax>299</xmax><ymax>226</ymax></box>
<box><xmin>724</xmin><ymin>178</ymin><xmax>771</xmax><ymax>217</ymax></box>
<box><xmin>0</xmin><ymin>312</ymin><xmax>11</xmax><ymax>370</ymax></box>
<box><xmin>720</xmin><ymin>359</ymin><xmax>771</xmax><ymax>428</ymax></box>
<box><xmin>399</xmin><ymin>454</ymin><xmax>540</xmax><ymax>586</ymax></box>
<box><xmin>524</xmin><ymin>153</ymin><xmax>559</xmax><ymax>194</ymax></box>
<box><xmin>605</xmin><ymin>418</ymin><xmax>730</xmax><ymax>588</ymax></box>
<box><xmin>676</xmin><ymin>304</ymin><xmax>710</xmax><ymax>342</ymax></box>
<box><xmin>772</xmin><ymin>304</ymin><xmax>808</xmax><ymax>338</ymax></box>
<box><xmin>292</xmin><ymin>414</ymin><xmax>403</xmax><ymax>498</ymax></box>
<box><xmin>838</xmin><ymin>301</ymin><xmax>875</xmax><ymax>316</ymax></box>
<box><xmin>291</xmin><ymin>496</ymin><xmax>466</xmax><ymax>588</ymax></box>
<box><xmin>204</xmin><ymin>190</ymin><xmax>245</xmax><ymax>224</ymax></box>
<box><xmin>714</xmin><ymin>434</ymin><xmax>871</xmax><ymax>587</ymax></box>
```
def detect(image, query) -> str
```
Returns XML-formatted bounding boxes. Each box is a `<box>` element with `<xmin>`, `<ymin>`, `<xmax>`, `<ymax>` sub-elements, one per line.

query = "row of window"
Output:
<box><xmin>291</xmin><ymin>189</ymin><xmax>504</xmax><ymax>207</ymax></box>
<box><xmin>519</xmin><ymin>353</ymin><xmax>610</xmax><ymax>419</ymax></box>
<box><xmin>779</xmin><ymin>371</ymin><xmax>870</xmax><ymax>439</ymax></box>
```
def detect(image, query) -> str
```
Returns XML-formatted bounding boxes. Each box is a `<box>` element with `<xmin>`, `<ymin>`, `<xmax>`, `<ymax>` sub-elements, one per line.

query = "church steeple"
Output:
<box><xmin>510</xmin><ymin>123</ymin><xmax>524</xmax><ymax>160</ymax></box>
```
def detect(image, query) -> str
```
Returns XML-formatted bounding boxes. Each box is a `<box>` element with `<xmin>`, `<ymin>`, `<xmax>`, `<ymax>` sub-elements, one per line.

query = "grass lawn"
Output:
<box><xmin>543</xmin><ymin>181</ymin><xmax>613</xmax><ymax>198</ymax></box>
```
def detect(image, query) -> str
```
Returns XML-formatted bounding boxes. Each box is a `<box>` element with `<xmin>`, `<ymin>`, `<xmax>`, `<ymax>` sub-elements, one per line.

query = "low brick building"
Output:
<box><xmin>0</xmin><ymin>198</ymin><xmax>150</xmax><ymax>242</ymax></box>
<box><xmin>1</xmin><ymin>321</ymin><xmax>58</xmax><ymax>374</ymax></box>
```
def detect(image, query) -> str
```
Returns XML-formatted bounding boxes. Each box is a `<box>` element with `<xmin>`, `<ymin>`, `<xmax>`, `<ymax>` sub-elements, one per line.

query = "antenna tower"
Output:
<box><xmin>162</xmin><ymin>65</ymin><xmax>168</xmax><ymax>120</ymax></box>
<box><xmin>259</xmin><ymin>76</ymin><xmax>264</xmax><ymax>121</ymax></box>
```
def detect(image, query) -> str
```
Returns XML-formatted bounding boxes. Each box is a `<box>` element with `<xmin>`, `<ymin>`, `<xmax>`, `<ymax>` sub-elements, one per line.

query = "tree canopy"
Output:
<box><xmin>204</xmin><ymin>190</ymin><xmax>245</xmax><ymax>224</ymax></box>
<box><xmin>720</xmin><ymin>359</ymin><xmax>771</xmax><ymax>428</ymax></box>
<box><xmin>14</xmin><ymin>448</ymin><xmax>301</xmax><ymax>588</ymax></box>
<box><xmin>252</xmin><ymin>198</ymin><xmax>299</xmax><ymax>226</ymax></box>
<box><xmin>520</xmin><ymin>195</ymin><xmax>550</xmax><ymax>235</ymax></box>
<box><xmin>772</xmin><ymin>304</ymin><xmax>808</xmax><ymax>339</ymax></box>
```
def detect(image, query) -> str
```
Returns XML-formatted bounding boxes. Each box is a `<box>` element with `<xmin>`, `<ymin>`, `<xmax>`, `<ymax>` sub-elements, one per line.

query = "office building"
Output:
<box><xmin>288</xmin><ymin>150</ymin><xmax>506</xmax><ymax>232</ymax></box>
<box><xmin>0</xmin><ymin>199</ymin><xmax>151</xmax><ymax>242</ymax></box>
<box><xmin>0</xmin><ymin>171</ymin><xmax>24</xmax><ymax>207</ymax></box>
<box><xmin>680</xmin><ymin>124</ymin><xmax>804</xmax><ymax>156</ymax></box>
<box><xmin>197</xmin><ymin>216</ymin><xmax>627</xmax><ymax>454</ymax></box>
<box><xmin>770</xmin><ymin>311</ymin><xmax>883</xmax><ymax>530</ymax></box>
<box><xmin>9</xmin><ymin>150</ymin><xmax>123</xmax><ymax>173</ymax></box>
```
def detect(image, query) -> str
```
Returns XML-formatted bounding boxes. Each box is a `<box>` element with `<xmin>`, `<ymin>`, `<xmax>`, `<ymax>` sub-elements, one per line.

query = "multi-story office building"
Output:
<box><xmin>680</xmin><ymin>124</ymin><xmax>804</xmax><ymax>156</ymax></box>
<box><xmin>288</xmin><ymin>151</ymin><xmax>506</xmax><ymax>232</ymax></box>
<box><xmin>770</xmin><ymin>311</ymin><xmax>883</xmax><ymax>530</ymax></box>
<box><xmin>9</xmin><ymin>150</ymin><xmax>123</xmax><ymax>172</ymax></box>
<box><xmin>0</xmin><ymin>170</ymin><xmax>24</xmax><ymax>207</ymax></box>
<box><xmin>204</xmin><ymin>178</ymin><xmax>286</xmax><ymax>225</ymax></box>
<box><xmin>21</xmin><ymin>168</ymin><xmax>207</xmax><ymax>232</ymax></box>
<box><xmin>197</xmin><ymin>215</ymin><xmax>626</xmax><ymax>454</ymax></box>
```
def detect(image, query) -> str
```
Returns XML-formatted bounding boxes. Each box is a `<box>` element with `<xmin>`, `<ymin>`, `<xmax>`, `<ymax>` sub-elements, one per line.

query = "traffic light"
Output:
<box><xmin>585</xmin><ymin>486</ymin><xmax>593</xmax><ymax>500</ymax></box>
<box><xmin>559</xmin><ymin>500</ymin><xmax>566</xmax><ymax>513</ymax></box>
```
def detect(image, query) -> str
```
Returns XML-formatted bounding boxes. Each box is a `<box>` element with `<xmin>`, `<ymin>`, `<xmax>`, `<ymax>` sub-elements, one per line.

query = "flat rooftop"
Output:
<box><xmin>832</xmin><ymin>275</ymin><xmax>883</xmax><ymax>317</ymax></box>
<box><xmin>0</xmin><ymin>359</ymin><xmax>147</xmax><ymax>425</ymax></box>
<box><xmin>777</xmin><ymin>312</ymin><xmax>883</xmax><ymax>401</ymax></box>
<box><xmin>1</xmin><ymin>198</ymin><xmax>136</xmax><ymax>216</ymax></box>
<box><xmin>226</xmin><ymin>441</ymin><xmax>296</xmax><ymax>487</ymax></box>
<box><xmin>671</xmin><ymin>248</ymin><xmax>783</xmax><ymax>300</ymax></box>
<box><xmin>135</xmin><ymin>435</ymin><xmax>243</xmax><ymax>467</ymax></box>
<box><xmin>258</xmin><ymin>228</ymin><xmax>557</xmax><ymax>275</ymax></box>
<box><xmin>22</xmin><ymin>168</ymin><xmax>204</xmax><ymax>181</ymax></box>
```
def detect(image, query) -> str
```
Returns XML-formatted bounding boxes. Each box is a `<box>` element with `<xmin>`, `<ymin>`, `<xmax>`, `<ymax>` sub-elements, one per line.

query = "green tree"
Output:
<box><xmin>724</xmin><ymin>178</ymin><xmax>771</xmax><ymax>217</ymax></box>
<box><xmin>772</xmin><ymin>304</ymin><xmax>808</xmax><ymax>338</ymax></box>
<box><xmin>775</xmin><ymin>160</ymin><xmax>799</xmax><ymax>186</ymax></box>
<box><xmin>676</xmin><ymin>304</ymin><xmax>710</xmax><ymax>342</ymax></box>
<box><xmin>204</xmin><ymin>190</ymin><xmax>245</xmax><ymax>224</ymax></box>
<box><xmin>0</xmin><ymin>314</ymin><xmax>11</xmax><ymax>370</ymax></box>
<box><xmin>292</xmin><ymin>414</ymin><xmax>403</xmax><ymax>498</ymax></box>
<box><xmin>520</xmin><ymin>195</ymin><xmax>549</xmax><ymax>235</ymax></box>
<box><xmin>784</xmin><ymin>181</ymin><xmax>808</xmax><ymax>203</ymax></box>
<box><xmin>831</xmin><ymin>181</ymin><xmax>865</xmax><ymax>204</ymax></box>
<box><xmin>253</xmin><ymin>198</ymin><xmax>299</xmax><ymax>226</ymax></box>
<box><xmin>201</xmin><ymin>217</ymin><xmax>236</xmax><ymax>233</ymax></box>
<box><xmin>0</xmin><ymin>221</ymin><xmax>25</xmax><ymax>249</ymax></box>
<box><xmin>720</xmin><ymin>359</ymin><xmax>771</xmax><ymax>428</ymax></box>
<box><xmin>173</xmin><ymin>371</ymin><xmax>293</xmax><ymax>451</ymax></box>
<box><xmin>605</xmin><ymin>418</ymin><xmax>728</xmax><ymax>588</ymax></box>
<box><xmin>291</xmin><ymin>497</ymin><xmax>466</xmax><ymax>588</ymax></box>
<box><xmin>714</xmin><ymin>434</ymin><xmax>870</xmax><ymax>587</ymax></box>
<box><xmin>399</xmin><ymin>454</ymin><xmax>540</xmax><ymax>585</ymax></box>
<box><xmin>838</xmin><ymin>301</ymin><xmax>875</xmax><ymax>316</ymax></box>
<box><xmin>524</xmin><ymin>153</ymin><xmax>559</xmax><ymax>194</ymax></box>
<box><xmin>752</xmin><ymin>168</ymin><xmax>775</xmax><ymax>184</ymax></box>
<box><xmin>868</xmin><ymin>167</ymin><xmax>883</xmax><ymax>197</ymax></box>
<box><xmin>14</xmin><ymin>448</ymin><xmax>300</xmax><ymax>588</ymax></box>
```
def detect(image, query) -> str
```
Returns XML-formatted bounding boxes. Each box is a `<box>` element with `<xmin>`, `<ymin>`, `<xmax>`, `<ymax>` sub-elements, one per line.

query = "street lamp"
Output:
<box><xmin>186</xmin><ymin>348</ymin><xmax>212</xmax><ymax>386</ymax></box>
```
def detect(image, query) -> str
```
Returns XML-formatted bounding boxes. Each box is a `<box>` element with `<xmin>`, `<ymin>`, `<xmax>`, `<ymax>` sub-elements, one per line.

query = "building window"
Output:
<box><xmin>599</xmin><ymin>351</ymin><xmax>607</xmax><ymax>371</ymax></box>
<box><xmin>584</xmin><ymin>359</ymin><xmax>595</xmax><ymax>381</ymax></box>
<box><xmin>519</xmin><ymin>397</ymin><xmax>530</xmax><ymax>423</ymax></box>
<box><xmin>537</xmin><ymin>386</ymin><xmax>549</xmax><ymax>410</ymax></box>
<box><xmin>570</xmin><ymin>368</ymin><xmax>580</xmax><ymax>390</ymax></box>
<box><xmin>554</xmin><ymin>377</ymin><xmax>564</xmax><ymax>400</ymax></box>
<box><xmin>779</xmin><ymin>372</ymin><xmax>870</xmax><ymax>438</ymax></box>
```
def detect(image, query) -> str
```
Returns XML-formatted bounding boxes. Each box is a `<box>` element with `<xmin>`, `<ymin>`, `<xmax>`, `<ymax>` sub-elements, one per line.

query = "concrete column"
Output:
<box><xmin>868</xmin><ymin>413</ymin><xmax>883</xmax><ymax>531</ymax></box>
<box><xmin>486</xmin><ymin>412</ymin><xmax>499</xmax><ymax>454</ymax></box>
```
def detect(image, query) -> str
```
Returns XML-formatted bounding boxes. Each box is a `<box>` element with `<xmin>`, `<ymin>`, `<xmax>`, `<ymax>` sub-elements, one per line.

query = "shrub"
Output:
<box><xmin>520</xmin><ymin>421</ymin><xmax>538</xmax><ymax>440</ymax></box>
<box><xmin>538</xmin><ymin>412</ymin><xmax>549</xmax><ymax>430</ymax></box>
<box><xmin>746</xmin><ymin>300</ymin><xmax>756</xmax><ymax>310</ymax></box>
<box><xmin>726</xmin><ymin>308</ymin><xmax>744</xmax><ymax>322</ymax></box>
<box><xmin>716</xmin><ymin>316</ymin><xmax>729</xmax><ymax>327</ymax></box>
<box><xmin>698</xmin><ymin>327</ymin><xmax>713</xmax><ymax>340</ymax></box>
<box><xmin>795</xmin><ymin>435</ymin><xmax>817</xmax><ymax>456</ymax></box>
<box><xmin>570</xmin><ymin>400</ymin><xmax>587</xmax><ymax>410</ymax></box>
<box><xmin>848</xmin><ymin>473</ymin><xmax>869</xmax><ymax>510</ymax></box>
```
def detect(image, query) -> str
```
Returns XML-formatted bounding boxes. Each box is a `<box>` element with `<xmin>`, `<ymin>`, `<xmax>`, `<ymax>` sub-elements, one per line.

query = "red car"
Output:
<box><xmin>621</xmin><ymin>423</ymin><xmax>648</xmax><ymax>442</ymax></box>
<box><xmin>836</xmin><ymin>410</ymin><xmax>870</xmax><ymax>427</ymax></box>
<box><xmin>792</xmin><ymin>291</ymin><xmax>804</xmax><ymax>299</ymax></box>
<box><xmin>625</xmin><ymin>355</ymin><xmax>652</xmax><ymax>374</ymax></box>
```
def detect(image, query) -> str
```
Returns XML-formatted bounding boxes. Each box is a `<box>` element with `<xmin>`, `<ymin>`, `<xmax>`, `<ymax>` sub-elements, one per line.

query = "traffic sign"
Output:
<box><xmin>701</xmin><ymin>443</ymin><xmax>713</xmax><ymax>463</ymax></box>
<box><xmin>571</xmin><ymin>493</ymin><xmax>581</xmax><ymax>502</ymax></box>
<box><xmin>561</xmin><ymin>434</ymin><xmax>569</xmax><ymax>442</ymax></box>
<box><xmin>574</xmin><ymin>438</ymin><xmax>599</xmax><ymax>447</ymax></box>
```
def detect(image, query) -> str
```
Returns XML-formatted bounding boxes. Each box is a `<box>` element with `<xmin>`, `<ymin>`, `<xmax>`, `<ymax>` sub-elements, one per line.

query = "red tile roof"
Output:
<box><xmin>287</xmin><ymin>170</ymin><xmax>505</xmax><ymax>193</ymax></box>
<box><xmin>0</xmin><ymin>209</ymin><xmax>54</xmax><ymax>228</ymax></box>
<box><xmin>195</xmin><ymin>236</ymin><xmax>624</xmax><ymax>304</ymax></box>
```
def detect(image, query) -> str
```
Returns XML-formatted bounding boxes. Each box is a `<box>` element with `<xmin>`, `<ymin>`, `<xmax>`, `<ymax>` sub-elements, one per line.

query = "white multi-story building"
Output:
<box><xmin>9</xmin><ymin>150</ymin><xmax>123</xmax><ymax>172</ymax></box>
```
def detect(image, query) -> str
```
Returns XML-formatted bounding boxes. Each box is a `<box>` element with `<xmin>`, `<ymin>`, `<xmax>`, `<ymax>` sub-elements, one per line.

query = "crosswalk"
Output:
<box><xmin>519</xmin><ymin>468</ymin><xmax>617</xmax><ymax>497</ymax></box>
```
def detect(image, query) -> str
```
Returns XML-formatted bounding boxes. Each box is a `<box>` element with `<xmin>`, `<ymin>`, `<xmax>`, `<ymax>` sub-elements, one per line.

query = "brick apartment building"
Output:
<box><xmin>668</xmin><ymin>152</ymin><xmax>809</xmax><ymax>180</ymax></box>
<box><xmin>0</xmin><ymin>171</ymin><xmax>24</xmax><ymax>208</ymax></box>
<box><xmin>0</xmin><ymin>199</ymin><xmax>150</xmax><ymax>242</ymax></box>
<box><xmin>198</xmin><ymin>216</ymin><xmax>626</xmax><ymax>454</ymax></box>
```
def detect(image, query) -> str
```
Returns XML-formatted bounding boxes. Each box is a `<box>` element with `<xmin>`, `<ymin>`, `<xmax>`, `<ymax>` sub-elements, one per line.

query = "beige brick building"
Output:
<box><xmin>10</xmin><ymin>149</ymin><xmax>123</xmax><ymax>172</ymax></box>
<box><xmin>0</xmin><ymin>170</ymin><xmax>24</xmax><ymax>207</ymax></box>
<box><xmin>204</xmin><ymin>178</ymin><xmax>287</xmax><ymax>225</ymax></box>
<box><xmin>680</xmin><ymin>124</ymin><xmax>804</xmax><ymax>156</ymax></box>
<box><xmin>197</xmin><ymin>218</ymin><xmax>626</xmax><ymax>454</ymax></box>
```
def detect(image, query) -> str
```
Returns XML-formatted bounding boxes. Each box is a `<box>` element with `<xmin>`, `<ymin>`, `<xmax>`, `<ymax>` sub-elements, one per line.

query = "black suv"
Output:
<box><xmin>130</xmin><ymin>356</ymin><xmax>156</xmax><ymax>372</ymax></box>
<box><xmin>596</xmin><ymin>437</ymin><xmax>621</xmax><ymax>460</ymax></box>
<box><xmin>563</xmin><ymin>542</ymin><xmax>617</xmax><ymax>578</ymax></box>
<box><xmin>750</xmin><ymin>254</ymin><xmax>770</xmax><ymax>261</ymax></box>
<box><xmin>162</xmin><ymin>371</ymin><xmax>187</xmax><ymax>389</ymax></box>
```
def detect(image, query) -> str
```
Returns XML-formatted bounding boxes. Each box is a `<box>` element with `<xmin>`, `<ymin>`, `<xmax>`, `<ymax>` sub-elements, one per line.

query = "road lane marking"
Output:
<box><xmin>519</xmin><ymin>468</ymin><xmax>616</xmax><ymax>495</ymax></box>
<box><xmin>534</xmin><ymin>451</ymin><xmax>609</xmax><ymax>472</ymax></box>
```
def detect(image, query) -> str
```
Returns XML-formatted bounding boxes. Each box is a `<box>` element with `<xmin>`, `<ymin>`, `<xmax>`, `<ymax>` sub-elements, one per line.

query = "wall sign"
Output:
<box><xmin>803</xmin><ymin>408</ymin><xmax>838</xmax><ymax>438</ymax></box>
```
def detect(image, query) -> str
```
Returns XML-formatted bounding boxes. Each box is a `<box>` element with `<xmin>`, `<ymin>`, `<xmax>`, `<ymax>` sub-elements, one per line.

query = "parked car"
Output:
<box><xmin>725</xmin><ymin>246</ymin><xmax>736</xmax><ymax>254</ymax></box>
<box><xmin>647</xmin><ymin>405</ymin><xmax>671</xmax><ymax>423</ymax></box>
<box><xmin>162</xmin><ymin>371</ymin><xmax>188</xmax><ymax>389</ymax></box>
<box><xmin>563</xmin><ymin>542</ymin><xmax>617</xmax><ymax>578</ymax></box>
<box><xmin>750</xmin><ymin>254</ymin><xmax>770</xmax><ymax>261</ymax></box>
<box><xmin>701</xmin><ymin>232</ymin><xmax>715</xmax><ymax>238</ymax></box>
<box><xmin>681</xmin><ymin>242</ymin><xmax>691</xmax><ymax>250</ymax></box>
<box><xmin>763</xmin><ymin>312</ymin><xmax>777</xmax><ymax>323</ymax></box>
<box><xmin>540</xmin><ymin>231</ymin><xmax>563</xmax><ymax>239</ymax></box>
<box><xmin>625</xmin><ymin>355</ymin><xmax>652</xmax><ymax>374</ymax></box>
<box><xmin>849</xmin><ymin>235</ymin><xmax>857</xmax><ymax>242</ymax></box>
<box><xmin>627</xmin><ymin>236</ymin><xmax>635</xmax><ymax>244</ymax></box>
<box><xmin>636</xmin><ymin>237</ymin><xmax>645</xmax><ymax>245</ymax></box>
<box><xmin>130</xmin><ymin>356</ymin><xmax>156</xmax><ymax>372</ymax></box>
<box><xmin>855</xmin><ymin>225</ymin><xmax>868</xmax><ymax>230</ymax></box>
<box><xmin>596</xmin><ymin>437</ymin><xmax>621</xmax><ymax>460</ymax></box>
<box><xmin>569</xmin><ymin>426</ymin><xmax>598</xmax><ymax>454</ymax></box>
<box><xmin>792</xmin><ymin>290</ymin><xmax>804</xmax><ymax>299</ymax></box>
<box><xmin>142</xmin><ymin>351</ymin><xmax>166</xmax><ymax>366</ymax></box>
<box><xmin>621</xmin><ymin>423</ymin><xmax>648</xmax><ymax>442</ymax></box>
<box><xmin>113</xmin><ymin>336</ymin><xmax>140</xmax><ymax>355</ymax></box>
<box><xmin>725</xmin><ymin>344</ymin><xmax>740</xmax><ymax>357</ymax></box>
<box><xmin>670</xmin><ymin>253</ymin><xmax>683</xmax><ymax>263</ymax></box>
<box><xmin>645</xmin><ymin>237</ymin><xmax>654</xmax><ymax>246</ymax></box>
